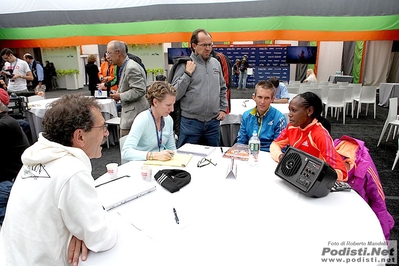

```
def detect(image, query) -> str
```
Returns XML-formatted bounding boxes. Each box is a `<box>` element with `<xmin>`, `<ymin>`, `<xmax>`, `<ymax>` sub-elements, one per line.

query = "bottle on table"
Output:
<box><xmin>248</xmin><ymin>131</ymin><xmax>260</xmax><ymax>166</ymax></box>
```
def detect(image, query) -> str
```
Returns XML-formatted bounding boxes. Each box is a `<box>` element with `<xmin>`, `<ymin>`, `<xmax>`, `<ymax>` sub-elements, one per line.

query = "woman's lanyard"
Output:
<box><xmin>149</xmin><ymin>108</ymin><xmax>165</xmax><ymax>151</ymax></box>
<box><xmin>117</xmin><ymin>57</ymin><xmax>129</xmax><ymax>82</ymax></box>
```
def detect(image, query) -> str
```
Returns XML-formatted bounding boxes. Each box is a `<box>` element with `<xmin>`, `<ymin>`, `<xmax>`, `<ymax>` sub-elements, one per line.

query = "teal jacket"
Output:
<box><xmin>237</xmin><ymin>106</ymin><xmax>287</xmax><ymax>152</ymax></box>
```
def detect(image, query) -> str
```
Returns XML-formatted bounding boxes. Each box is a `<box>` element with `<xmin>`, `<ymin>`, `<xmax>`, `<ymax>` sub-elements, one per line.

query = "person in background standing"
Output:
<box><xmin>85</xmin><ymin>54</ymin><xmax>100</xmax><ymax>96</ymax></box>
<box><xmin>49</xmin><ymin>62</ymin><xmax>58</xmax><ymax>90</ymax></box>
<box><xmin>171</xmin><ymin>28</ymin><xmax>227</xmax><ymax>148</ymax></box>
<box><xmin>237</xmin><ymin>55</ymin><xmax>249</xmax><ymax>90</ymax></box>
<box><xmin>97</xmin><ymin>53</ymin><xmax>118</xmax><ymax>97</ymax></box>
<box><xmin>0</xmin><ymin>48</ymin><xmax>33</xmax><ymax>93</ymax></box>
<box><xmin>44</xmin><ymin>61</ymin><xmax>53</xmax><ymax>91</ymax></box>
<box><xmin>232</xmin><ymin>59</ymin><xmax>240</xmax><ymax>84</ymax></box>
<box><xmin>107</xmin><ymin>40</ymin><xmax>148</xmax><ymax>137</ymax></box>
<box><xmin>23</xmin><ymin>53</ymin><xmax>44</xmax><ymax>92</ymax></box>
<box><xmin>0</xmin><ymin>58</ymin><xmax>7</xmax><ymax>91</ymax></box>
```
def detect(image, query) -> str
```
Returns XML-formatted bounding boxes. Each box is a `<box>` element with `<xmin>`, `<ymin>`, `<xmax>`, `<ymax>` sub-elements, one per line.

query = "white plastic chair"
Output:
<box><xmin>298</xmin><ymin>85</ymin><xmax>311</xmax><ymax>94</ymax></box>
<box><xmin>287</xmin><ymin>85</ymin><xmax>300</xmax><ymax>94</ymax></box>
<box><xmin>310</xmin><ymin>83</ymin><xmax>319</xmax><ymax>88</ymax></box>
<box><xmin>319</xmin><ymin>85</ymin><xmax>331</xmax><ymax>103</ymax></box>
<box><xmin>246</xmin><ymin>68</ymin><xmax>254</xmax><ymax>88</ymax></box>
<box><xmin>220</xmin><ymin>114</ymin><xmax>241</xmax><ymax>147</ymax></box>
<box><xmin>349</xmin><ymin>83</ymin><xmax>362</xmax><ymax>100</ymax></box>
<box><xmin>324</xmin><ymin>88</ymin><xmax>346</xmax><ymax>124</ymax></box>
<box><xmin>105</xmin><ymin>117</ymin><xmax>120</xmax><ymax>148</ymax></box>
<box><xmin>377</xmin><ymin>97</ymin><xmax>399</xmax><ymax>146</ymax></box>
<box><xmin>305</xmin><ymin>87</ymin><xmax>323</xmax><ymax>101</ymax></box>
<box><xmin>353</xmin><ymin>86</ymin><xmax>377</xmax><ymax>119</ymax></box>
<box><xmin>392</xmin><ymin>138</ymin><xmax>399</xmax><ymax>170</ymax></box>
<box><xmin>342</xmin><ymin>86</ymin><xmax>354</xmax><ymax>118</ymax></box>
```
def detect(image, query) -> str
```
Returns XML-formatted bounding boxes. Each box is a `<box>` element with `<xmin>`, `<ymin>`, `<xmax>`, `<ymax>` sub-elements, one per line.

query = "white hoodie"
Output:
<box><xmin>0</xmin><ymin>133</ymin><xmax>117</xmax><ymax>265</ymax></box>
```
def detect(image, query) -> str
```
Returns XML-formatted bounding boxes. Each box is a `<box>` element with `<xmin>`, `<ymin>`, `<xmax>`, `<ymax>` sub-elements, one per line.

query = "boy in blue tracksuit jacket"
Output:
<box><xmin>237</xmin><ymin>81</ymin><xmax>287</xmax><ymax>152</ymax></box>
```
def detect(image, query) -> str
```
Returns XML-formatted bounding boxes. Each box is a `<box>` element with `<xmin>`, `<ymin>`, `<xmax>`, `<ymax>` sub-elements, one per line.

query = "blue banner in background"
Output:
<box><xmin>214</xmin><ymin>46</ymin><xmax>290</xmax><ymax>88</ymax></box>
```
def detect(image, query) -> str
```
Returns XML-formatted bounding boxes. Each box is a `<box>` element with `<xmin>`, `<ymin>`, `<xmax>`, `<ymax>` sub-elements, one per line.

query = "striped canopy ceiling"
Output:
<box><xmin>0</xmin><ymin>0</ymin><xmax>398</xmax><ymax>48</ymax></box>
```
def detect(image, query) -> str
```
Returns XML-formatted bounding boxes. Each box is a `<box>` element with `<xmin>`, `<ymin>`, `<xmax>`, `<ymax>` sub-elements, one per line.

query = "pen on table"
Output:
<box><xmin>163</xmin><ymin>145</ymin><xmax>174</xmax><ymax>157</ymax></box>
<box><xmin>173</xmin><ymin>208</ymin><xmax>180</xmax><ymax>224</ymax></box>
<box><xmin>220</xmin><ymin>147</ymin><xmax>224</xmax><ymax>154</ymax></box>
<box><xmin>95</xmin><ymin>175</ymin><xmax>130</xmax><ymax>188</ymax></box>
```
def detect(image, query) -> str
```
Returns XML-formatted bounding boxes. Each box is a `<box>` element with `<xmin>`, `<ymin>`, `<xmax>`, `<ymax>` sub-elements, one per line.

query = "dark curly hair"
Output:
<box><xmin>146</xmin><ymin>81</ymin><xmax>177</xmax><ymax>106</ymax></box>
<box><xmin>42</xmin><ymin>94</ymin><xmax>101</xmax><ymax>146</ymax></box>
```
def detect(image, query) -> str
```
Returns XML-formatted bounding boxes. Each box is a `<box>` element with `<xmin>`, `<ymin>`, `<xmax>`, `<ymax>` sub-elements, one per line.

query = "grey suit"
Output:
<box><xmin>118</xmin><ymin>58</ymin><xmax>149</xmax><ymax>131</ymax></box>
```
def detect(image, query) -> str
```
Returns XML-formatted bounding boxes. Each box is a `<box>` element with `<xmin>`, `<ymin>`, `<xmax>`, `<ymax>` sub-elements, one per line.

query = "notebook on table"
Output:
<box><xmin>144</xmin><ymin>153</ymin><xmax>193</xmax><ymax>167</ymax></box>
<box><xmin>177</xmin><ymin>143</ymin><xmax>216</xmax><ymax>157</ymax></box>
<box><xmin>95</xmin><ymin>176</ymin><xmax>156</xmax><ymax>211</ymax></box>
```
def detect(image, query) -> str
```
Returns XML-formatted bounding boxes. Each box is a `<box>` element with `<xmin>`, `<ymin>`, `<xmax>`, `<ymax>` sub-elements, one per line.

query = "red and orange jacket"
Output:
<box><xmin>98</xmin><ymin>62</ymin><xmax>117</xmax><ymax>91</ymax></box>
<box><xmin>270</xmin><ymin>118</ymin><xmax>348</xmax><ymax>182</ymax></box>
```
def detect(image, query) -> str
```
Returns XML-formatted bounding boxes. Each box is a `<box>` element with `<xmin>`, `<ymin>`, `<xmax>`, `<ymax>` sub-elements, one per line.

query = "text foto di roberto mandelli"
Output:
<box><xmin>328</xmin><ymin>240</ymin><xmax>390</xmax><ymax>246</ymax></box>
<box><xmin>321</xmin><ymin>240</ymin><xmax>397</xmax><ymax>264</ymax></box>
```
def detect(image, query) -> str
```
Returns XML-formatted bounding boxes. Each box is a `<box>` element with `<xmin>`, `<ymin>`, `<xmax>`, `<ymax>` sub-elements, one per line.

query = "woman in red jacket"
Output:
<box><xmin>270</xmin><ymin>92</ymin><xmax>348</xmax><ymax>182</ymax></box>
<box><xmin>97</xmin><ymin>53</ymin><xmax>118</xmax><ymax>97</ymax></box>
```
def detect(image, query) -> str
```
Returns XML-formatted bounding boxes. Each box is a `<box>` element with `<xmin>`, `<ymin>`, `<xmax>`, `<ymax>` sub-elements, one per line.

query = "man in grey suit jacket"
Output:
<box><xmin>107</xmin><ymin>40</ymin><xmax>149</xmax><ymax>137</ymax></box>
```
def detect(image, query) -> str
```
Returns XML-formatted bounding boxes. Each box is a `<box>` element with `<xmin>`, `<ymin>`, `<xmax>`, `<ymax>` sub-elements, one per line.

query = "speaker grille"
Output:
<box><xmin>280</xmin><ymin>152</ymin><xmax>302</xmax><ymax>177</ymax></box>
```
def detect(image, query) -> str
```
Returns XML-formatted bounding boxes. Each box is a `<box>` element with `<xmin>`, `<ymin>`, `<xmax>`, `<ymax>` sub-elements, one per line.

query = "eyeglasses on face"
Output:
<box><xmin>91</xmin><ymin>124</ymin><xmax>108</xmax><ymax>133</ymax></box>
<box><xmin>105</xmin><ymin>49</ymin><xmax>119</xmax><ymax>56</ymax></box>
<box><xmin>197</xmin><ymin>157</ymin><xmax>217</xmax><ymax>168</ymax></box>
<box><xmin>196</xmin><ymin>43</ymin><xmax>213</xmax><ymax>48</ymax></box>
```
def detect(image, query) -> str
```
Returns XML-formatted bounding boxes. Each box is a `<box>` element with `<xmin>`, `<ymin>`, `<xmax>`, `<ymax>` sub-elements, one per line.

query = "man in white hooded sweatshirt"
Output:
<box><xmin>0</xmin><ymin>94</ymin><xmax>117</xmax><ymax>265</ymax></box>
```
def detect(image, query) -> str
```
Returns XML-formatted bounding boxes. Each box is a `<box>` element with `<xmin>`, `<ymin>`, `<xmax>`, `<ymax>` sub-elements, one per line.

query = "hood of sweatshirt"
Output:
<box><xmin>21</xmin><ymin>133</ymin><xmax>92</xmax><ymax>171</ymax></box>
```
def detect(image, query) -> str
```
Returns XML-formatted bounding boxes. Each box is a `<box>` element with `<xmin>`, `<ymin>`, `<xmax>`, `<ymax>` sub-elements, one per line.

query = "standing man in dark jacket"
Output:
<box><xmin>44</xmin><ymin>61</ymin><xmax>53</xmax><ymax>91</ymax></box>
<box><xmin>23</xmin><ymin>54</ymin><xmax>44</xmax><ymax>92</ymax></box>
